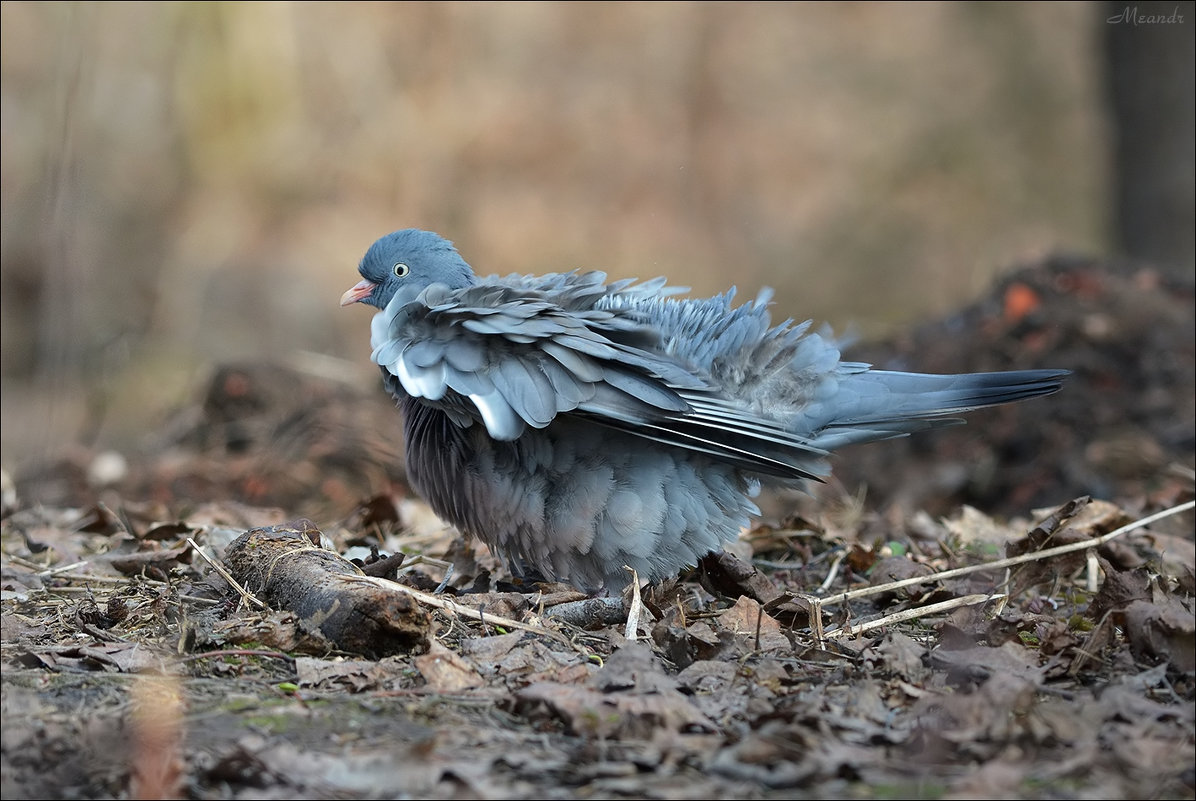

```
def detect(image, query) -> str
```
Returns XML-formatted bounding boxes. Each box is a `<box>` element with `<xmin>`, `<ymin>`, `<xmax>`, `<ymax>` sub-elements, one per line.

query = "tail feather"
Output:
<box><xmin>805</xmin><ymin>368</ymin><xmax>1068</xmax><ymax>451</ymax></box>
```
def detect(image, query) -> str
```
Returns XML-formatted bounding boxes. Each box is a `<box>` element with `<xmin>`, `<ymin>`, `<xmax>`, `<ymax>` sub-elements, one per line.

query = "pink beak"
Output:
<box><xmin>340</xmin><ymin>279</ymin><xmax>376</xmax><ymax>306</ymax></box>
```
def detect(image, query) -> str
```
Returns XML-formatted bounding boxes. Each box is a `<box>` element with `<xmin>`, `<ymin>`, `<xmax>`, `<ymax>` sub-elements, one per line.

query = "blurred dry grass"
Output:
<box><xmin>1</xmin><ymin>1</ymin><xmax>1108</xmax><ymax>472</ymax></box>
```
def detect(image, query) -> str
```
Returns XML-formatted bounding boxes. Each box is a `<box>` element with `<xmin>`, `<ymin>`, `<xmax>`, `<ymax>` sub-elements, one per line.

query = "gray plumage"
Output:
<box><xmin>342</xmin><ymin>229</ymin><xmax>1066</xmax><ymax>592</ymax></box>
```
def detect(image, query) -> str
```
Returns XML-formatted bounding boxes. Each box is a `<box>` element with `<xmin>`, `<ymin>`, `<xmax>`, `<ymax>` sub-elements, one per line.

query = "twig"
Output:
<box><xmin>178</xmin><ymin>648</ymin><xmax>297</xmax><ymax>664</ymax></box>
<box><xmin>344</xmin><ymin>573</ymin><xmax>572</xmax><ymax>645</ymax></box>
<box><xmin>623</xmin><ymin>565</ymin><xmax>643</xmax><ymax>641</ymax></box>
<box><xmin>7</xmin><ymin>584</ymin><xmax>219</xmax><ymax>606</ymax></box>
<box><xmin>822</xmin><ymin>593</ymin><xmax>1005</xmax><ymax>639</ymax></box>
<box><xmin>433</xmin><ymin>563</ymin><xmax>455</xmax><ymax>594</ymax></box>
<box><xmin>817</xmin><ymin>499</ymin><xmax>1194</xmax><ymax>609</ymax></box>
<box><xmin>186</xmin><ymin>537</ymin><xmax>268</xmax><ymax>611</ymax></box>
<box><xmin>816</xmin><ymin>550</ymin><xmax>848</xmax><ymax>593</ymax></box>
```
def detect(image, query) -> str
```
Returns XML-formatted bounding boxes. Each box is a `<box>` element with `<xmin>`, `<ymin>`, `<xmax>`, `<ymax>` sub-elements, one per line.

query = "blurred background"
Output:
<box><xmin>1</xmin><ymin>1</ymin><xmax>1192</xmax><ymax>504</ymax></box>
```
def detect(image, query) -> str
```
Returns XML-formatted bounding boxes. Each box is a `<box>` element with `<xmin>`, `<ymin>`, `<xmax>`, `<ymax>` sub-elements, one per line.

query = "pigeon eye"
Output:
<box><xmin>393</xmin><ymin>263</ymin><xmax>410</xmax><ymax>278</ymax></box>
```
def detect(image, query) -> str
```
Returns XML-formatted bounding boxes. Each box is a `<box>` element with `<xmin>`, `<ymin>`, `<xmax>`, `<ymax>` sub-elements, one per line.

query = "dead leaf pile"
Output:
<box><xmin>3</xmin><ymin>487</ymin><xmax>1192</xmax><ymax>799</ymax></box>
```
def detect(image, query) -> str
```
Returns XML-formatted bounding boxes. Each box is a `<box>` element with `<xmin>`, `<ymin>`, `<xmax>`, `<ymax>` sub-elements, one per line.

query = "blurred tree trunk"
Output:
<box><xmin>1103</xmin><ymin>1</ymin><xmax>1195</xmax><ymax>277</ymax></box>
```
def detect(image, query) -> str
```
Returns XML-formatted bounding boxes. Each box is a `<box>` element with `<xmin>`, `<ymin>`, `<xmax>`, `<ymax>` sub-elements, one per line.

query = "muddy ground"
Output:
<box><xmin>2</xmin><ymin>255</ymin><xmax>1193</xmax><ymax>799</ymax></box>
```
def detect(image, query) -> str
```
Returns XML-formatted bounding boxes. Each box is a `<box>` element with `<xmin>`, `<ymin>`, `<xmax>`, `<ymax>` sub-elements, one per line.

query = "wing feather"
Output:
<box><xmin>370</xmin><ymin>273</ymin><xmax>831</xmax><ymax>480</ymax></box>
<box><xmin>373</xmin><ymin>276</ymin><xmax>701</xmax><ymax>441</ymax></box>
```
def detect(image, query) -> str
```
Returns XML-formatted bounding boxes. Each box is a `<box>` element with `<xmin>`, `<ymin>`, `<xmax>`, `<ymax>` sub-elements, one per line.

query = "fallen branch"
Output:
<box><xmin>222</xmin><ymin>520</ymin><xmax>432</xmax><ymax>657</ymax></box>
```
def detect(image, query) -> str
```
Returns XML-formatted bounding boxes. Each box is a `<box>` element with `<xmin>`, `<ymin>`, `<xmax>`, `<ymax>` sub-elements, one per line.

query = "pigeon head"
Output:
<box><xmin>340</xmin><ymin>228</ymin><xmax>476</xmax><ymax>309</ymax></box>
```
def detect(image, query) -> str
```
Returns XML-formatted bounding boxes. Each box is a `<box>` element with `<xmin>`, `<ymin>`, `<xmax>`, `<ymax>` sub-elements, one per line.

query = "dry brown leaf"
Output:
<box><xmin>719</xmin><ymin>595</ymin><xmax>783</xmax><ymax>636</ymax></box>
<box><xmin>414</xmin><ymin>641</ymin><xmax>485</xmax><ymax>692</ymax></box>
